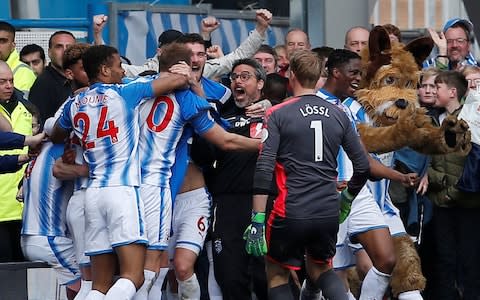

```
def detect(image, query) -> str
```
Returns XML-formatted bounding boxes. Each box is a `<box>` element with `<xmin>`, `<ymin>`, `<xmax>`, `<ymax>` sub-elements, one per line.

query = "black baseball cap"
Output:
<box><xmin>158</xmin><ymin>29</ymin><xmax>183</xmax><ymax>47</ymax></box>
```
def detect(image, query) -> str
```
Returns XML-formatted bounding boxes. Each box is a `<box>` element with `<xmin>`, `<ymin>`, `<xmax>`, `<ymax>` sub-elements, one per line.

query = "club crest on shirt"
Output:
<box><xmin>250</xmin><ymin>123</ymin><xmax>263</xmax><ymax>139</ymax></box>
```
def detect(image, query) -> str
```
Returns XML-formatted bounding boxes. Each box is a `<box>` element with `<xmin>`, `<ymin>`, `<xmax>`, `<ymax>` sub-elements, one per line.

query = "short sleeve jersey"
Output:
<box><xmin>343</xmin><ymin>97</ymin><xmax>397</xmax><ymax>214</ymax></box>
<box><xmin>139</xmin><ymin>89</ymin><xmax>215</xmax><ymax>187</ymax></box>
<box><xmin>58</xmin><ymin>80</ymin><xmax>154</xmax><ymax>187</ymax></box>
<box><xmin>254</xmin><ymin>94</ymin><xmax>368</xmax><ymax>220</ymax></box>
<box><xmin>22</xmin><ymin>142</ymin><xmax>73</xmax><ymax>237</ymax></box>
<box><xmin>316</xmin><ymin>90</ymin><xmax>358</xmax><ymax>182</ymax></box>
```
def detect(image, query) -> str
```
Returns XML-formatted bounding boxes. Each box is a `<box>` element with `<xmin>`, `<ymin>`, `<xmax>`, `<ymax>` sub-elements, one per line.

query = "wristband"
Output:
<box><xmin>436</xmin><ymin>55</ymin><xmax>448</xmax><ymax>58</ymax></box>
<box><xmin>251</xmin><ymin>211</ymin><xmax>266</xmax><ymax>223</ymax></box>
<box><xmin>341</xmin><ymin>188</ymin><xmax>355</xmax><ymax>202</ymax></box>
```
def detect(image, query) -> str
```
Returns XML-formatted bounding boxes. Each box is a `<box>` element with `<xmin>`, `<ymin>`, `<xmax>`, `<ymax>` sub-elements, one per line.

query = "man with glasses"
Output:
<box><xmin>424</xmin><ymin>18</ymin><xmax>479</xmax><ymax>70</ymax></box>
<box><xmin>195</xmin><ymin>58</ymin><xmax>269</xmax><ymax>300</ymax></box>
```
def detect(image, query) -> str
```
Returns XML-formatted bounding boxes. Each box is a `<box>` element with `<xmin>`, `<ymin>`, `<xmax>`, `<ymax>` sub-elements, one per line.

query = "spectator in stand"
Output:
<box><xmin>285</xmin><ymin>28</ymin><xmax>311</xmax><ymax>59</ymax></box>
<box><xmin>425</xmin><ymin>18</ymin><xmax>478</xmax><ymax>70</ymax></box>
<box><xmin>273</xmin><ymin>45</ymin><xmax>289</xmax><ymax>76</ymax></box>
<box><xmin>427</xmin><ymin>70</ymin><xmax>480</xmax><ymax>299</ymax></box>
<box><xmin>312</xmin><ymin>46</ymin><xmax>334</xmax><ymax>62</ymax></box>
<box><xmin>383</xmin><ymin>24</ymin><xmax>402</xmax><ymax>43</ymax></box>
<box><xmin>94</xmin><ymin>9</ymin><xmax>273</xmax><ymax>80</ymax></box>
<box><xmin>0</xmin><ymin>60</ymin><xmax>33</xmax><ymax>262</ymax></box>
<box><xmin>253</xmin><ymin>44</ymin><xmax>277</xmax><ymax>75</ymax></box>
<box><xmin>0</xmin><ymin>21</ymin><xmax>36</xmax><ymax>95</ymax></box>
<box><xmin>312</xmin><ymin>46</ymin><xmax>333</xmax><ymax>91</ymax></box>
<box><xmin>462</xmin><ymin>65</ymin><xmax>480</xmax><ymax>91</ymax></box>
<box><xmin>344</xmin><ymin>26</ymin><xmax>370</xmax><ymax>54</ymax></box>
<box><xmin>20</xmin><ymin>44</ymin><xmax>46</xmax><ymax>76</ymax></box>
<box><xmin>29</xmin><ymin>30</ymin><xmax>76</xmax><ymax>122</ymax></box>
<box><xmin>263</xmin><ymin>73</ymin><xmax>288</xmax><ymax>104</ymax></box>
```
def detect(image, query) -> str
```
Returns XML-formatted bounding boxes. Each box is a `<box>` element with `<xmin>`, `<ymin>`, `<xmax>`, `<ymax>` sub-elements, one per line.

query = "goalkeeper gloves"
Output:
<box><xmin>243</xmin><ymin>212</ymin><xmax>267</xmax><ymax>256</ymax></box>
<box><xmin>339</xmin><ymin>188</ymin><xmax>355</xmax><ymax>224</ymax></box>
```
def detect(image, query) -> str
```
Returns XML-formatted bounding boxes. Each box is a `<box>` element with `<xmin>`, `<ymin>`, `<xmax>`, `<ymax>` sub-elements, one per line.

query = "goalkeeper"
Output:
<box><xmin>244</xmin><ymin>50</ymin><xmax>369</xmax><ymax>300</ymax></box>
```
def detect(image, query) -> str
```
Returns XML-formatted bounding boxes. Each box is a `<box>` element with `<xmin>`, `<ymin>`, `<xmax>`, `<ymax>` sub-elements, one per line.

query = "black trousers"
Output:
<box><xmin>211</xmin><ymin>194</ymin><xmax>268</xmax><ymax>300</ymax></box>
<box><xmin>430</xmin><ymin>206</ymin><xmax>480</xmax><ymax>300</ymax></box>
<box><xmin>0</xmin><ymin>220</ymin><xmax>24</xmax><ymax>262</ymax></box>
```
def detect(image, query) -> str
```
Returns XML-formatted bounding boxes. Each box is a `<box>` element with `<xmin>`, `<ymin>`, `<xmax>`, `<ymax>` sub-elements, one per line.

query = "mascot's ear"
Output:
<box><xmin>404</xmin><ymin>37</ymin><xmax>434</xmax><ymax>69</ymax></box>
<box><xmin>366</xmin><ymin>26</ymin><xmax>392</xmax><ymax>82</ymax></box>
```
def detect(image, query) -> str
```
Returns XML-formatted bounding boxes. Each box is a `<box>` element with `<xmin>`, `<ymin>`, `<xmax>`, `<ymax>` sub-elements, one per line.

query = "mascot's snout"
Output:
<box><xmin>395</xmin><ymin>99</ymin><xmax>408</xmax><ymax>109</ymax></box>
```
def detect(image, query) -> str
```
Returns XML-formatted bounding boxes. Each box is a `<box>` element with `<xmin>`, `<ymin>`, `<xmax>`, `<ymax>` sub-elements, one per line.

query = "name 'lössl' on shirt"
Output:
<box><xmin>299</xmin><ymin>104</ymin><xmax>330</xmax><ymax>117</ymax></box>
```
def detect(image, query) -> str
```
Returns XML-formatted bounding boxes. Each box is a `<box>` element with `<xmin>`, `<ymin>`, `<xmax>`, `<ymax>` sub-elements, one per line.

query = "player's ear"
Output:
<box><xmin>64</xmin><ymin>68</ymin><xmax>74</xmax><ymax>81</ymax></box>
<box><xmin>100</xmin><ymin>63</ymin><xmax>110</xmax><ymax>77</ymax></box>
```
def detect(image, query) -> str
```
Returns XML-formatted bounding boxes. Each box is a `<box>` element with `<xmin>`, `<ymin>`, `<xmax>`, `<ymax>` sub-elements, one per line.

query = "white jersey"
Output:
<box><xmin>22</xmin><ymin>142</ymin><xmax>73</xmax><ymax>237</ymax></box>
<box><xmin>58</xmin><ymin>80</ymin><xmax>155</xmax><ymax>187</ymax></box>
<box><xmin>316</xmin><ymin>90</ymin><xmax>357</xmax><ymax>182</ymax></box>
<box><xmin>343</xmin><ymin>98</ymin><xmax>397</xmax><ymax>214</ymax></box>
<box><xmin>139</xmin><ymin>89</ymin><xmax>215</xmax><ymax>187</ymax></box>
<box><xmin>72</xmin><ymin>141</ymin><xmax>88</xmax><ymax>191</ymax></box>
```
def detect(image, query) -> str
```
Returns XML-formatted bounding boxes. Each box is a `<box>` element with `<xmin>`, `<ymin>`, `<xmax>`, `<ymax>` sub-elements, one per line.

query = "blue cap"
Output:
<box><xmin>443</xmin><ymin>18</ymin><xmax>474</xmax><ymax>33</ymax></box>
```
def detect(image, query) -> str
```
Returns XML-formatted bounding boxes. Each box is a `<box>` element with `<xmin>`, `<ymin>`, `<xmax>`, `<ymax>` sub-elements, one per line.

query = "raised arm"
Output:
<box><xmin>203</xmin><ymin>9</ymin><xmax>272</xmax><ymax>79</ymax></box>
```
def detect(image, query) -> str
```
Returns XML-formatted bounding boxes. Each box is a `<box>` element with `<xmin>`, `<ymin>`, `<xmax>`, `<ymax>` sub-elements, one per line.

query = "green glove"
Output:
<box><xmin>339</xmin><ymin>188</ymin><xmax>355</xmax><ymax>224</ymax></box>
<box><xmin>243</xmin><ymin>212</ymin><xmax>267</xmax><ymax>256</ymax></box>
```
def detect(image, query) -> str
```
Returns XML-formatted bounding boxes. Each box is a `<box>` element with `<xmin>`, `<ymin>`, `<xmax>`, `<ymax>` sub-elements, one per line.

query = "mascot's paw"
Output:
<box><xmin>396</xmin><ymin>108</ymin><xmax>431</xmax><ymax>138</ymax></box>
<box><xmin>441</xmin><ymin>115</ymin><xmax>472</xmax><ymax>155</ymax></box>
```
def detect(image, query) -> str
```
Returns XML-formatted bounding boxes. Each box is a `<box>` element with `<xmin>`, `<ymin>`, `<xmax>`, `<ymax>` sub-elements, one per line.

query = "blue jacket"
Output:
<box><xmin>0</xmin><ymin>131</ymin><xmax>25</xmax><ymax>173</ymax></box>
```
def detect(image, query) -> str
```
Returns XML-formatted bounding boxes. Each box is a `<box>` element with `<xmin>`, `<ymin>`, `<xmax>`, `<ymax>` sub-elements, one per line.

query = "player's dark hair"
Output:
<box><xmin>82</xmin><ymin>45</ymin><xmax>118</xmax><ymax>81</ymax></box>
<box><xmin>326</xmin><ymin>49</ymin><xmax>361</xmax><ymax>76</ymax></box>
<box><xmin>63</xmin><ymin>43</ymin><xmax>90</xmax><ymax>70</ymax></box>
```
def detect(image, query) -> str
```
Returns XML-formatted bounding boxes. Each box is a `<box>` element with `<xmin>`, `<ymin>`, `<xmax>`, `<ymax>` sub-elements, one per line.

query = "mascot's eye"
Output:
<box><xmin>383</xmin><ymin>76</ymin><xmax>396</xmax><ymax>85</ymax></box>
<box><xmin>405</xmin><ymin>80</ymin><xmax>414</xmax><ymax>88</ymax></box>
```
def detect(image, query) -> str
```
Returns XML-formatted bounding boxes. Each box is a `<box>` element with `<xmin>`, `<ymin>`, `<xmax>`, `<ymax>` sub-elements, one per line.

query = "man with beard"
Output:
<box><xmin>424</xmin><ymin>18</ymin><xmax>478</xmax><ymax>70</ymax></box>
<box><xmin>194</xmin><ymin>58</ymin><xmax>270</xmax><ymax>300</ymax></box>
<box><xmin>29</xmin><ymin>31</ymin><xmax>76</xmax><ymax>122</ymax></box>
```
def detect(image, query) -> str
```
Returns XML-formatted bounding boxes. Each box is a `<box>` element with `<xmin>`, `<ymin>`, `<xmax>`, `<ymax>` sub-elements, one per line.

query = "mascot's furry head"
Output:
<box><xmin>354</xmin><ymin>26</ymin><xmax>471</xmax><ymax>155</ymax></box>
<box><xmin>356</xmin><ymin>26</ymin><xmax>432</xmax><ymax>126</ymax></box>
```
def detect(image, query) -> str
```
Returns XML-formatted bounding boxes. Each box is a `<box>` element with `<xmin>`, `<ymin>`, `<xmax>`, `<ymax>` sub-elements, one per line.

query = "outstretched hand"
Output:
<box><xmin>427</xmin><ymin>28</ymin><xmax>447</xmax><ymax>55</ymax></box>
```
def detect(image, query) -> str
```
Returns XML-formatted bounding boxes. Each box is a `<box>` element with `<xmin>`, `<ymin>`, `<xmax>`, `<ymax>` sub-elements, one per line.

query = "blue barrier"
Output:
<box><xmin>3</xmin><ymin>2</ymin><xmax>109</xmax><ymax>44</ymax></box>
<box><xmin>4</xmin><ymin>2</ymin><xmax>289</xmax><ymax>66</ymax></box>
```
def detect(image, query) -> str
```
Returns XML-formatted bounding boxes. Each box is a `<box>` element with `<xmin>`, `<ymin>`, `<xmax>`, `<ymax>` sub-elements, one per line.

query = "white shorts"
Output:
<box><xmin>140</xmin><ymin>184</ymin><xmax>172</xmax><ymax>250</ymax></box>
<box><xmin>84</xmin><ymin>186</ymin><xmax>147</xmax><ymax>256</ymax></box>
<box><xmin>21</xmin><ymin>235</ymin><xmax>80</xmax><ymax>285</ymax></box>
<box><xmin>334</xmin><ymin>185</ymin><xmax>388</xmax><ymax>269</ymax></box>
<box><xmin>66</xmin><ymin>189</ymin><xmax>89</xmax><ymax>266</ymax></box>
<box><xmin>168</xmin><ymin>188</ymin><xmax>211</xmax><ymax>258</ymax></box>
<box><xmin>384</xmin><ymin>209</ymin><xmax>406</xmax><ymax>237</ymax></box>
